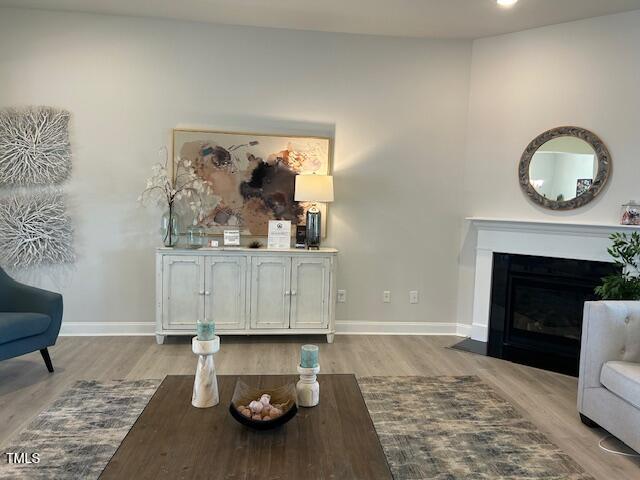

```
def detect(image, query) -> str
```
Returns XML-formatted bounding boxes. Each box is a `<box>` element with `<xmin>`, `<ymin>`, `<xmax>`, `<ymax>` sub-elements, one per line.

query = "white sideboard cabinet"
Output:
<box><xmin>155</xmin><ymin>247</ymin><xmax>338</xmax><ymax>344</ymax></box>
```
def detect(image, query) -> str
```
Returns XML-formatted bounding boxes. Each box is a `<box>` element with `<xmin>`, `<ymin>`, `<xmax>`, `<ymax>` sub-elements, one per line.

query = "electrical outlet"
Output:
<box><xmin>409</xmin><ymin>290</ymin><xmax>419</xmax><ymax>304</ymax></box>
<box><xmin>383</xmin><ymin>290</ymin><xmax>391</xmax><ymax>303</ymax></box>
<box><xmin>337</xmin><ymin>289</ymin><xmax>347</xmax><ymax>303</ymax></box>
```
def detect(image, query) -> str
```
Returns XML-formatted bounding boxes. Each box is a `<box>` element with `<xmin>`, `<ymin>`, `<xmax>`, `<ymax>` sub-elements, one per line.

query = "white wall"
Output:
<box><xmin>457</xmin><ymin>10</ymin><xmax>640</xmax><ymax>328</ymax></box>
<box><xmin>0</xmin><ymin>8</ymin><xmax>472</xmax><ymax>334</ymax></box>
<box><xmin>4</xmin><ymin>7</ymin><xmax>637</xmax><ymax>336</ymax></box>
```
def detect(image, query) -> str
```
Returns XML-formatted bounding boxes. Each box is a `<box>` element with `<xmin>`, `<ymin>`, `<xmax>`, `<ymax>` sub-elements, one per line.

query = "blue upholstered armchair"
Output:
<box><xmin>0</xmin><ymin>267</ymin><xmax>63</xmax><ymax>372</ymax></box>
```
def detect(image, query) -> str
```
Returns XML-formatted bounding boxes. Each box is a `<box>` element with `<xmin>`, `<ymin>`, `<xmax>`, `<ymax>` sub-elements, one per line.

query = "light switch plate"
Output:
<box><xmin>383</xmin><ymin>291</ymin><xmax>391</xmax><ymax>303</ymax></box>
<box><xmin>337</xmin><ymin>289</ymin><xmax>347</xmax><ymax>303</ymax></box>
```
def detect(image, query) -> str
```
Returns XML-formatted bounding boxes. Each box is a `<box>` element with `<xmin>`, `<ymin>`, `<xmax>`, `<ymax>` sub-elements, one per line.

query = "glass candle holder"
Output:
<box><xmin>197</xmin><ymin>320</ymin><xmax>216</xmax><ymax>341</ymax></box>
<box><xmin>187</xmin><ymin>225</ymin><xmax>205</xmax><ymax>249</ymax></box>
<box><xmin>300</xmin><ymin>344</ymin><xmax>319</xmax><ymax>368</ymax></box>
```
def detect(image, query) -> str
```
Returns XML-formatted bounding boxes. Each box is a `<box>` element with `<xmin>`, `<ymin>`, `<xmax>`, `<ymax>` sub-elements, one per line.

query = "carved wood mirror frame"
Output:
<box><xmin>518</xmin><ymin>126</ymin><xmax>611</xmax><ymax>210</ymax></box>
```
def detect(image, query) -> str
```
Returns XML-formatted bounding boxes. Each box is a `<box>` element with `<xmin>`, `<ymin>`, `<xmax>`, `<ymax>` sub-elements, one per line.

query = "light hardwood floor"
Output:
<box><xmin>1</xmin><ymin>335</ymin><xmax>639</xmax><ymax>479</ymax></box>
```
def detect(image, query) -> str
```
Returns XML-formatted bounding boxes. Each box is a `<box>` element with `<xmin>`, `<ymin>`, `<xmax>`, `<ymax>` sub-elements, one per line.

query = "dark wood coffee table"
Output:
<box><xmin>100</xmin><ymin>374</ymin><xmax>392</xmax><ymax>480</ymax></box>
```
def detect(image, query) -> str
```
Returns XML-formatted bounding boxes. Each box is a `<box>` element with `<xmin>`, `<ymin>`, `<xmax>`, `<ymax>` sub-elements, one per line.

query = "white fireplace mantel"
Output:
<box><xmin>467</xmin><ymin>217</ymin><xmax>640</xmax><ymax>342</ymax></box>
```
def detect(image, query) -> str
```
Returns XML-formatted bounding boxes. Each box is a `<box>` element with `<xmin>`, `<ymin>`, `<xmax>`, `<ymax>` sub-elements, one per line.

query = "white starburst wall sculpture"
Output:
<box><xmin>0</xmin><ymin>106</ymin><xmax>71</xmax><ymax>185</ymax></box>
<box><xmin>0</xmin><ymin>190</ymin><xmax>75</xmax><ymax>268</ymax></box>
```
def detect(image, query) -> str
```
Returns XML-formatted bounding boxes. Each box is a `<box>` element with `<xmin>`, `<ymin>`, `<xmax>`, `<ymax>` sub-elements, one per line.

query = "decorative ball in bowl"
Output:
<box><xmin>229</xmin><ymin>379</ymin><xmax>297</xmax><ymax>430</ymax></box>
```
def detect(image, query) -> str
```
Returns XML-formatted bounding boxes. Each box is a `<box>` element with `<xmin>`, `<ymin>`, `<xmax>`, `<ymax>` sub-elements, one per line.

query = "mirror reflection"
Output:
<box><xmin>528</xmin><ymin>136</ymin><xmax>597</xmax><ymax>202</ymax></box>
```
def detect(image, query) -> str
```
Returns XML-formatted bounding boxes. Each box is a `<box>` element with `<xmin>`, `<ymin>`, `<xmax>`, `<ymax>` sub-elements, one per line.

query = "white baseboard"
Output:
<box><xmin>471</xmin><ymin>323</ymin><xmax>489</xmax><ymax>342</ymax></box>
<box><xmin>335</xmin><ymin>321</ymin><xmax>469</xmax><ymax>336</ymax></box>
<box><xmin>456</xmin><ymin>323</ymin><xmax>472</xmax><ymax>337</ymax></box>
<box><xmin>59</xmin><ymin>322</ymin><xmax>156</xmax><ymax>336</ymax></box>
<box><xmin>59</xmin><ymin>321</ymin><xmax>471</xmax><ymax>337</ymax></box>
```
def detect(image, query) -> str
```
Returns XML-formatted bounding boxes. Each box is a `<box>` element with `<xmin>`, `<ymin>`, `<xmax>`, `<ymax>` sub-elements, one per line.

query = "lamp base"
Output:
<box><xmin>306</xmin><ymin>206</ymin><xmax>321</xmax><ymax>249</ymax></box>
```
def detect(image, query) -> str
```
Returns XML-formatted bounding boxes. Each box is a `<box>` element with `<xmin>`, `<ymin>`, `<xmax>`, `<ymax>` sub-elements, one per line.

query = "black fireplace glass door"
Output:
<box><xmin>488</xmin><ymin>252</ymin><xmax>620</xmax><ymax>376</ymax></box>
<box><xmin>507</xmin><ymin>276</ymin><xmax>595</xmax><ymax>353</ymax></box>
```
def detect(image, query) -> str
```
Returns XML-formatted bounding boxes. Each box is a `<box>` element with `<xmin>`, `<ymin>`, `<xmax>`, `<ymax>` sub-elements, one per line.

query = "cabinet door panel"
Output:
<box><xmin>162</xmin><ymin>256</ymin><xmax>204</xmax><ymax>330</ymax></box>
<box><xmin>290</xmin><ymin>257</ymin><xmax>330</xmax><ymax>329</ymax></box>
<box><xmin>205</xmin><ymin>256</ymin><xmax>246</xmax><ymax>330</ymax></box>
<box><xmin>250</xmin><ymin>257</ymin><xmax>291</xmax><ymax>329</ymax></box>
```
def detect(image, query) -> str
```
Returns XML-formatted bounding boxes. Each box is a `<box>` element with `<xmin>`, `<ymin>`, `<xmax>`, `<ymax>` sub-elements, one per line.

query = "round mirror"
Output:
<box><xmin>519</xmin><ymin>126</ymin><xmax>611</xmax><ymax>210</ymax></box>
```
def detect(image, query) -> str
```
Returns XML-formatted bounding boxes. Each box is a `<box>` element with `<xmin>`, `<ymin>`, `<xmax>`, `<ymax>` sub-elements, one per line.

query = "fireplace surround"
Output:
<box><xmin>466</xmin><ymin>217</ymin><xmax>640</xmax><ymax>374</ymax></box>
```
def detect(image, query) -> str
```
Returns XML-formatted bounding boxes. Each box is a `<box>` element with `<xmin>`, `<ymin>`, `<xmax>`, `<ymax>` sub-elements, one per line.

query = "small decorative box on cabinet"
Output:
<box><xmin>155</xmin><ymin>248</ymin><xmax>338</xmax><ymax>344</ymax></box>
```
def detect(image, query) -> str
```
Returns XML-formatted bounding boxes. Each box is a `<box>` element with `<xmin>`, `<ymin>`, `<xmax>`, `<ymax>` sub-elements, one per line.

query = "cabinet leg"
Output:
<box><xmin>155</xmin><ymin>334</ymin><xmax>166</xmax><ymax>345</ymax></box>
<box><xmin>326</xmin><ymin>333</ymin><xmax>335</xmax><ymax>344</ymax></box>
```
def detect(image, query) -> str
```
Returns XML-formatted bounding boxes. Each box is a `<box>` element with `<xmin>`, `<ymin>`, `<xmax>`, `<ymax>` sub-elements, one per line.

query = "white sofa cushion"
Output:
<box><xmin>579</xmin><ymin>302</ymin><xmax>640</xmax><ymax>392</ymax></box>
<box><xmin>600</xmin><ymin>361</ymin><xmax>640</xmax><ymax>409</ymax></box>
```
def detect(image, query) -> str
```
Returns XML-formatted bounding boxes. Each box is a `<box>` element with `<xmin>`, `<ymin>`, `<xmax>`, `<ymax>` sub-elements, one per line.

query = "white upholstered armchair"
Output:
<box><xmin>578</xmin><ymin>301</ymin><xmax>640</xmax><ymax>453</ymax></box>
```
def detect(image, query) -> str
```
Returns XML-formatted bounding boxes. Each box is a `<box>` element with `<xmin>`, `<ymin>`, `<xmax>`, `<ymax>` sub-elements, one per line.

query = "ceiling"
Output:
<box><xmin>2</xmin><ymin>0</ymin><xmax>640</xmax><ymax>39</ymax></box>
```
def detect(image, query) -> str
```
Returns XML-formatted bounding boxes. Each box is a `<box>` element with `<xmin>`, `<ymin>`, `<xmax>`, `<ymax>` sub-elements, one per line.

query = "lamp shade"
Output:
<box><xmin>294</xmin><ymin>175</ymin><xmax>334</xmax><ymax>202</ymax></box>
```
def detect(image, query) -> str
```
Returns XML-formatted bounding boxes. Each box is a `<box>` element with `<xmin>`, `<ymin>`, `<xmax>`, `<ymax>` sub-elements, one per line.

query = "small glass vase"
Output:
<box><xmin>196</xmin><ymin>320</ymin><xmax>216</xmax><ymax>341</ymax></box>
<box><xmin>187</xmin><ymin>224</ymin><xmax>206</xmax><ymax>249</ymax></box>
<box><xmin>161</xmin><ymin>208</ymin><xmax>180</xmax><ymax>247</ymax></box>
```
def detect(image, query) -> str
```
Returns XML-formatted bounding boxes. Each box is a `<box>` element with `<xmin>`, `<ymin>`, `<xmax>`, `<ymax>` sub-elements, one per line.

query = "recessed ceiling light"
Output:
<box><xmin>497</xmin><ymin>0</ymin><xmax>518</xmax><ymax>7</ymax></box>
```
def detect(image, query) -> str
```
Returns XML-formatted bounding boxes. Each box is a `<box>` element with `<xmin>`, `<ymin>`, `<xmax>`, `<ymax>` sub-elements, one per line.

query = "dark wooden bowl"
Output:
<box><xmin>229</xmin><ymin>379</ymin><xmax>298</xmax><ymax>430</ymax></box>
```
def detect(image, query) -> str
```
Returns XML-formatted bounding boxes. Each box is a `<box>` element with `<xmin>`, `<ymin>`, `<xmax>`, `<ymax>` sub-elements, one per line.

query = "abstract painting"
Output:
<box><xmin>0</xmin><ymin>106</ymin><xmax>71</xmax><ymax>185</ymax></box>
<box><xmin>173</xmin><ymin>129</ymin><xmax>331</xmax><ymax>235</ymax></box>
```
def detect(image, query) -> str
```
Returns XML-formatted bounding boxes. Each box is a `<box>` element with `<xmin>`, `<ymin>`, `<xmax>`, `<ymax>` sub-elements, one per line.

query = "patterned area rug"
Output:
<box><xmin>359</xmin><ymin>376</ymin><xmax>593</xmax><ymax>480</ymax></box>
<box><xmin>0</xmin><ymin>379</ymin><xmax>161</xmax><ymax>480</ymax></box>
<box><xmin>1</xmin><ymin>376</ymin><xmax>592</xmax><ymax>480</ymax></box>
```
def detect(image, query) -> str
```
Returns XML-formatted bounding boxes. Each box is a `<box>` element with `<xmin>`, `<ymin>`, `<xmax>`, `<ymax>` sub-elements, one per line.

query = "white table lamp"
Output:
<box><xmin>295</xmin><ymin>174</ymin><xmax>334</xmax><ymax>249</ymax></box>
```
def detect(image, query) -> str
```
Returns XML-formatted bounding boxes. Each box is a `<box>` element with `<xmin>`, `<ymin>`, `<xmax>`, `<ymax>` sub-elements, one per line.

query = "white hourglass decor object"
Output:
<box><xmin>297</xmin><ymin>364</ymin><xmax>320</xmax><ymax>407</ymax></box>
<box><xmin>296</xmin><ymin>344</ymin><xmax>320</xmax><ymax>407</ymax></box>
<box><xmin>191</xmin><ymin>335</ymin><xmax>220</xmax><ymax>408</ymax></box>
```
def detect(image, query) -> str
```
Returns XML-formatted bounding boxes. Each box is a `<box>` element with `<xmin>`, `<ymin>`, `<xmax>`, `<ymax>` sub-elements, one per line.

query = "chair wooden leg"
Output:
<box><xmin>40</xmin><ymin>348</ymin><xmax>54</xmax><ymax>373</ymax></box>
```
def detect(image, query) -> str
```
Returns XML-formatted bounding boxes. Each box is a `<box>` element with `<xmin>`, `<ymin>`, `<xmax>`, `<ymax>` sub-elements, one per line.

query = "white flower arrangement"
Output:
<box><xmin>139</xmin><ymin>148</ymin><xmax>212</xmax><ymax>243</ymax></box>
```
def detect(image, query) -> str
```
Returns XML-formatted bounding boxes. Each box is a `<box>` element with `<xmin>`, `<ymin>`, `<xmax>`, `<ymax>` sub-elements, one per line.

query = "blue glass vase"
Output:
<box><xmin>197</xmin><ymin>320</ymin><xmax>216</xmax><ymax>341</ymax></box>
